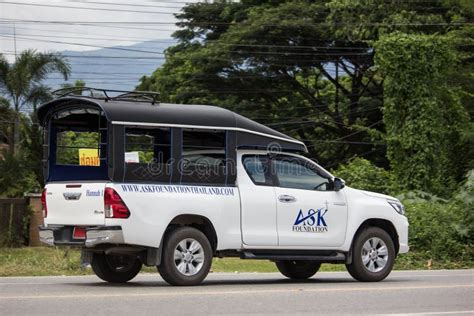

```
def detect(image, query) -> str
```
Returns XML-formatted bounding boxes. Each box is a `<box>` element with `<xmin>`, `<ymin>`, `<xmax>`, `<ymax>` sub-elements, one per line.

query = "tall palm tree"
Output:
<box><xmin>0</xmin><ymin>50</ymin><xmax>71</xmax><ymax>154</ymax></box>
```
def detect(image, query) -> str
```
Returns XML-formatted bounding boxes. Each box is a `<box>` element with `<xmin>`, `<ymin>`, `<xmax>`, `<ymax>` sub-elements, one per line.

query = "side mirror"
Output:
<box><xmin>333</xmin><ymin>178</ymin><xmax>345</xmax><ymax>191</ymax></box>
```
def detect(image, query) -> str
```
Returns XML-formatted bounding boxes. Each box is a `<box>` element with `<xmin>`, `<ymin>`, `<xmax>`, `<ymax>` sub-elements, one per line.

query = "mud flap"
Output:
<box><xmin>80</xmin><ymin>249</ymin><xmax>94</xmax><ymax>269</ymax></box>
<box><xmin>145</xmin><ymin>247</ymin><xmax>161</xmax><ymax>266</ymax></box>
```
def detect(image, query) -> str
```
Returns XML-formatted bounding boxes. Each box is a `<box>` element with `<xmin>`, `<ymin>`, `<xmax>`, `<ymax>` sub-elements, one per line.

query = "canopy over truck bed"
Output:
<box><xmin>37</xmin><ymin>90</ymin><xmax>307</xmax><ymax>153</ymax></box>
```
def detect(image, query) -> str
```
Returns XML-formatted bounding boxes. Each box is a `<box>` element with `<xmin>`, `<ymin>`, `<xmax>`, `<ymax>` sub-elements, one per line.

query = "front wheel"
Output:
<box><xmin>157</xmin><ymin>227</ymin><xmax>213</xmax><ymax>286</ymax></box>
<box><xmin>346</xmin><ymin>227</ymin><xmax>395</xmax><ymax>282</ymax></box>
<box><xmin>275</xmin><ymin>260</ymin><xmax>321</xmax><ymax>279</ymax></box>
<box><xmin>91</xmin><ymin>253</ymin><xmax>142</xmax><ymax>283</ymax></box>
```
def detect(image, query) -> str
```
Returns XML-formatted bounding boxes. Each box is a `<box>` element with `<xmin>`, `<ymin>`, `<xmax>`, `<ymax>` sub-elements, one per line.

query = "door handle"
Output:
<box><xmin>63</xmin><ymin>192</ymin><xmax>82</xmax><ymax>200</ymax></box>
<box><xmin>278</xmin><ymin>195</ymin><xmax>297</xmax><ymax>203</ymax></box>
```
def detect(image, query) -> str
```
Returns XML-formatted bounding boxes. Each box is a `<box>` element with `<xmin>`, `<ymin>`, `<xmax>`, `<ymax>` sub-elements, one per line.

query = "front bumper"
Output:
<box><xmin>39</xmin><ymin>226</ymin><xmax>124</xmax><ymax>248</ymax></box>
<box><xmin>397</xmin><ymin>215</ymin><xmax>410</xmax><ymax>254</ymax></box>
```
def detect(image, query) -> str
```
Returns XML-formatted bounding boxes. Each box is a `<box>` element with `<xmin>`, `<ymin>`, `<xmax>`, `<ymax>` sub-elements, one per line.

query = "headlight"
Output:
<box><xmin>387</xmin><ymin>199</ymin><xmax>405</xmax><ymax>215</ymax></box>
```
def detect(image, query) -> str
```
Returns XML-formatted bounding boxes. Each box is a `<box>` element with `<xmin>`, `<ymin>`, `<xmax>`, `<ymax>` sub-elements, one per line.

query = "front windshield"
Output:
<box><xmin>274</xmin><ymin>156</ymin><xmax>332</xmax><ymax>191</ymax></box>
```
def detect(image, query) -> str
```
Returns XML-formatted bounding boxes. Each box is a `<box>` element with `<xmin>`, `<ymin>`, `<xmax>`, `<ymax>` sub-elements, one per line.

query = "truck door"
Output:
<box><xmin>238</xmin><ymin>154</ymin><xmax>278</xmax><ymax>246</ymax></box>
<box><xmin>45</xmin><ymin>183</ymin><xmax>106</xmax><ymax>226</ymax></box>
<box><xmin>43</xmin><ymin>107</ymin><xmax>109</xmax><ymax>226</ymax></box>
<box><xmin>272</xmin><ymin>155</ymin><xmax>348</xmax><ymax>247</ymax></box>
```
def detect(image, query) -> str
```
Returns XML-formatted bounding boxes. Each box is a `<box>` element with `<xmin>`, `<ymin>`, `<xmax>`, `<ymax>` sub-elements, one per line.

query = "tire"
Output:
<box><xmin>91</xmin><ymin>253</ymin><xmax>142</xmax><ymax>283</ymax></box>
<box><xmin>346</xmin><ymin>226</ymin><xmax>395</xmax><ymax>282</ymax></box>
<box><xmin>275</xmin><ymin>260</ymin><xmax>321</xmax><ymax>279</ymax></box>
<box><xmin>157</xmin><ymin>227</ymin><xmax>213</xmax><ymax>286</ymax></box>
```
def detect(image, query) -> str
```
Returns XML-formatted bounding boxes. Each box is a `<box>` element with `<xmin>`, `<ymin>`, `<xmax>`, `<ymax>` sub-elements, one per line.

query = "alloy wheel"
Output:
<box><xmin>361</xmin><ymin>237</ymin><xmax>389</xmax><ymax>273</ymax></box>
<box><xmin>174</xmin><ymin>238</ymin><xmax>205</xmax><ymax>276</ymax></box>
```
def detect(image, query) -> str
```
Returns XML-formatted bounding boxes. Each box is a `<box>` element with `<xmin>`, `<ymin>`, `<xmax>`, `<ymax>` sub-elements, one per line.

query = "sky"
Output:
<box><xmin>0</xmin><ymin>0</ymin><xmax>202</xmax><ymax>62</ymax></box>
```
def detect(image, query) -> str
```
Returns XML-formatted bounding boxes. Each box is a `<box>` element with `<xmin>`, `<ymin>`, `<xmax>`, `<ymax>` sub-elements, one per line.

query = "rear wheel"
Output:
<box><xmin>275</xmin><ymin>260</ymin><xmax>321</xmax><ymax>279</ymax></box>
<box><xmin>157</xmin><ymin>227</ymin><xmax>212</xmax><ymax>286</ymax></box>
<box><xmin>346</xmin><ymin>227</ymin><xmax>395</xmax><ymax>282</ymax></box>
<box><xmin>91</xmin><ymin>253</ymin><xmax>142</xmax><ymax>283</ymax></box>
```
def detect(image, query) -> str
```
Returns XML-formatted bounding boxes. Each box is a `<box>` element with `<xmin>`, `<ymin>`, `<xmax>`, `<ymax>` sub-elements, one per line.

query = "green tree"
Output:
<box><xmin>56</xmin><ymin>131</ymin><xmax>99</xmax><ymax>165</ymax></box>
<box><xmin>0</xmin><ymin>150</ymin><xmax>40</xmax><ymax>197</ymax></box>
<box><xmin>139</xmin><ymin>0</ymin><xmax>470</xmax><ymax>169</ymax></box>
<box><xmin>0</xmin><ymin>50</ymin><xmax>70</xmax><ymax>154</ymax></box>
<box><xmin>0</xmin><ymin>98</ymin><xmax>15</xmax><ymax>152</ymax></box>
<box><xmin>60</xmin><ymin>79</ymin><xmax>86</xmax><ymax>95</ymax></box>
<box><xmin>333</xmin><ymin>157</ymin><xmax>393</xmax><ymax>194</ymax></box>
<box><xmin>375</xmin><ymin>32</ymin><xmax>469</xmax><ymax>196</ymax></box>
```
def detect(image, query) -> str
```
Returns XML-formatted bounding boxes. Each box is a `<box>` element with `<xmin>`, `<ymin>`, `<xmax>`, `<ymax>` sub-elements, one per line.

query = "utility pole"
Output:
<box><xmin>12</xmin><ymin>22</ymin><xmax>19</xmax><ymax>155</ymax></box>
<box><xmin>335</xmin><ymin>60</ymin><xmax>339</xmax><ymax>118</ymax></box>
<box><xmin>13</xmin><ymin>22</ymin><xmax>17</xmax><ymax>59</ymax></box>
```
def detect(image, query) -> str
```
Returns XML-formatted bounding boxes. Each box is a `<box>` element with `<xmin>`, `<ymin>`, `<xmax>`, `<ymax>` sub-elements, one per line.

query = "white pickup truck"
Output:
<box><xmin>38</xmin><ymin>89</ymin><xmax>409</xmax><ymax>286</ymax></box>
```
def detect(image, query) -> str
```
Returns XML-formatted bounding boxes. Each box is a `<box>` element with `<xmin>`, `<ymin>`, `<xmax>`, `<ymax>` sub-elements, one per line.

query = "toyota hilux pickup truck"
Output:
<box><xmin>38</xmin><ymin>88</ymin><xmax>409</xmax><ymax>286</ymax></box>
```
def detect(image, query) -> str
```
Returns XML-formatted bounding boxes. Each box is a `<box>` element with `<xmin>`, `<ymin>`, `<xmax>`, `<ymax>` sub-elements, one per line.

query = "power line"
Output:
<box><xmin>0</xmin><ymin>18</ymin><xmax>471</xmax><ymax>27</ymax></box>
<box><xmin>263</xmin><ymin>110</ymin><xmax>381</xmax><ymax>126</ymax></box>
<box><xmin>50</xmin><ymin>71</ymin><xmax>152</xmax><ymax>75</ymax></box>
<box><xmin>310</xmin><ymin>140</ymin><xmax>383</xmax><ymax>145</ymax></box>
<box><xmin>66</xmin><ymin>1</ymin><xmax>189</xmax><ymax>9</ymax></box>
<box><xmin>323</xmin><ymin>148</ymin><xmax>384</xmax><ymax>168</ymax></box>
<box><xmin>47</xmin><ymin>78</ymin><xmax>142</xmax><ymax>80</ymax></box>
<box><xmin>0</xmin><ymin>21</ymin><xmax>360</xmax><ymax>44</ymax></box>
<box><xmin>67</xmin><ymin>0</ymin><xmax>199</xmax><ymax>6</ymax></box>
<box><xmin>0</xmin><ymin>26</ymin><xmax>177</xmax><ymax>42</ymax></box>
<box><xmin>0</xmin><ymin>50</ymin><xmax>164</xmax><ymax>65</ymax></box>
<box><xmin>1</xmin><ymin>1</ymin><xmax>181</xmax><ymax>15</ymax></box>
<box><xmin>0</xmin><ymin>19</ymin><xmax>178</xmax><ymax>32</ymax></box>
<box><xmin>0</xmin><ymin>52</ymin><xmax>165</xmax><ymax>59</ymax></box>
<box><xmin>0</xmin><ymin>28</ymin><xmax>372</xmax><ymax>51</ymax></box>
<box><xmin>1</xmin><ymin>34</ymin><xmax>372</xmax><ymax>57</ymax></box>
<box><xmin>64</xmin><ymin>62</ymin><xmax>161</xmax><ymax>66</ymax></box>
<box><xmin>0</xmin><ymin>34</ymin><xmax>166</xmax><ymax>55</ymax></box>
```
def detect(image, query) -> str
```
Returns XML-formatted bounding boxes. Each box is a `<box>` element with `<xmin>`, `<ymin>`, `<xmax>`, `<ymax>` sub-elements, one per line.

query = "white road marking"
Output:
<box><xmin>0</xmin><ymin>284</ymin><xmax>472</xmax><ymax>300</ymax></box>
<box><xmin>0</xmin><ymin>270</ymin><xmax>474</xmax><ymax>286</ymax></box>
<box><xmin>0</xmin><ymin>272</ymin><xmax>472</xmax><ymax>285</ymax></box>
<box><xmin>382</xmin><ymin>311</ymin><xmax>474</xmax><ymax>315</ymax></box>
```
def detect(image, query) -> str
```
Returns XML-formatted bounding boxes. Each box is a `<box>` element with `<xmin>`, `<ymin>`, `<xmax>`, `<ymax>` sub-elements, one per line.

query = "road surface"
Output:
<box><xmin>0</xmin><ymin>270</ymin><xmax>473</xmax><ymax>315</ymax></box>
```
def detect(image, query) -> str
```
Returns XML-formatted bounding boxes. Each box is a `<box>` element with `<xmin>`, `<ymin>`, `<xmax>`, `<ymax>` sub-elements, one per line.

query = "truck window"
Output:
<box><xmin>123</xmin><ymin>127</ymin><xmax>172</xmax><ymax>182</ymax></box>
<box><xmin>274</xmin><ymin>157</ymin><xmax>331</xmax><ymax>191</ymax></box>
<box><xmin>242</xmin><ymin>155</ymin><xmax>273</xmax><ymax>186</ymax></box>
<box><xmin>56</xmin><ymin>130</ymin><xmax>100</xmax><ymax>165</ymax></box>
<box><xmin>48</xmin><ymin>108</ymin><xmax>108</xmax><ymax>181</ymax></box>
<box><xmin>180</xmin><ymin>129</ymin><xmax>226</xmax><ymax>185</ymax></box>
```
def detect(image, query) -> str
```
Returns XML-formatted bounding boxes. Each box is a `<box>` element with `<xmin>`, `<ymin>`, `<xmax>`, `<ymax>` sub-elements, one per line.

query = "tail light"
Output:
<box><xmin>104</xmin><ymin>188</ymin><xmax>130</xmax><ymax>219</ymax></box>
<box><xmin>41</xmin><ymin>188</ymin><xmax>48</xmax><ymax>218</ymax></box>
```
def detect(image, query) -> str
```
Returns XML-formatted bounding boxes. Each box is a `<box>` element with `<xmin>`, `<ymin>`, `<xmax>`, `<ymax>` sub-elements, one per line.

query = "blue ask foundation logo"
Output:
<box><xmin>293</xmin><ymin>208</ymin><xmax>328</xmax><ymax>233</ymax></box>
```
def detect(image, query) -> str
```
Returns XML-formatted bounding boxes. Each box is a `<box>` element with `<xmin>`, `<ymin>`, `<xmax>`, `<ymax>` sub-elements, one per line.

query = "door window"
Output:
<box><xmin>242</xmin><ymin>155</ymin><xmax>273</xmax><ymax>186</ymax></box>
<box><xmin>56</xmin><ymin>130</ymin><xmax>100</xmax><ymax>166</ymax></box>
<box><xmin>123</xmin><ymin>127</ymin><xmax>172</xmax><ymax>182</ymax></box>
<box><xmin>274</xmin><ymin>156</ymin><xmax>331</xmax><ymax>191</ymax></box>
<box><xmin>48</xmin><ymin>108</ymin><xmax>108</xmax><ymax>181</ymax></box>
<box><xmin>180</xmin><ymin>129</ymin><xmax>226</xmax><ymax>185</ymax></box>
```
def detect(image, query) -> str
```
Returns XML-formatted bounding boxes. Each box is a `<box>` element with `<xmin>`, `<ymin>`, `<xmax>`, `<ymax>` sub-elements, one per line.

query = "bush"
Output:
<box><xmin>0</xmin><ymin>151</ymin><xmax>40</xmax><ymax>197</ymax></box>
<box><xmin>334</xmin><ymin>158</ymin><xmax>473</xmax><ymax>265</ymax></box>
<box><xmin>404</xmin><ymin>201</ymin><xmax>472</xmax><ymax>262</ymax></box>
<box><xmin>401</xmin><ymin>170</ymin><xmax>473</xmax><ymax>264</ymax></box>
<box><xmin>333</xmin><ymin>157</ymin><xmax>393</xmax><ymax>194</ymax></box>
<box><xmin>0</xmin><ymin>205</ymin><xmax>32</xmax><ymax>248</ymax></box>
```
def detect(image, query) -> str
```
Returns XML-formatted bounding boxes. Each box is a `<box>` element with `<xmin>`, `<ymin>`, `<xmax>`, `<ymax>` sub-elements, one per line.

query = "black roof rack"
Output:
<box><xmin>51</xmin><ymin>87</ymin><xmax>160</xmax><ymax>105</ymax></box>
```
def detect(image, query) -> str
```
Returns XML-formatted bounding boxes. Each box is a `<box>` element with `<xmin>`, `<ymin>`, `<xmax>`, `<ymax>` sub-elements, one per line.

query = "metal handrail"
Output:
<box><xmin>51</xmin><ymin>87</ymin><xmax>160</xmax><ymax>105</ymax></box>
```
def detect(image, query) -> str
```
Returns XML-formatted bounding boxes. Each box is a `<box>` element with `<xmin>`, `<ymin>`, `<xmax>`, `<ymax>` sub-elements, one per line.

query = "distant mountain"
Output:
<box><xmin>46</xmin><ymin>39</ymin><xmax>175</xmax><ymax>92</ymax></box>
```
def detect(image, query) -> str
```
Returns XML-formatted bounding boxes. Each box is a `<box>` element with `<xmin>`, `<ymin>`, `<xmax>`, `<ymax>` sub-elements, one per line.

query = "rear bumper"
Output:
<box><xmin>39</xmin><ymin>226</ymin><xmax>124</xmax><ymax>248</ymax></box>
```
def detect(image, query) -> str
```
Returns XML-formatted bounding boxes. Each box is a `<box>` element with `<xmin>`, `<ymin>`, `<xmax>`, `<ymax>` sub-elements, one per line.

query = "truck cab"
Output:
<box><xmin>38</xmin><ymin>88</ymin><xmax>409</xmax><ymax>286</ymax></box>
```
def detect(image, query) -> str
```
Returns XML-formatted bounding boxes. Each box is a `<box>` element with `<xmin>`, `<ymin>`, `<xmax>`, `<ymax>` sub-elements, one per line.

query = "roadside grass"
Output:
<box><xmin>0</xmin><ymin>247</ymin><xmax>472</xmax><ymax>277</ymax></box>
